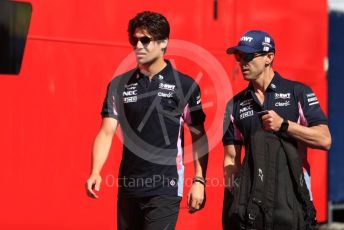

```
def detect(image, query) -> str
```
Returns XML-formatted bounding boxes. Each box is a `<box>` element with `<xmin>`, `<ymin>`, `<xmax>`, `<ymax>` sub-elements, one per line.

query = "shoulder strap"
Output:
<box><xmin>280</xmin><ymin>138</ymin><xmax>317</xmax><ymax>230</ymax></box>
<box><xmin>246</xmin><ymin>129</ymin><xmax>281</xmax><ymax>230</ymax></box>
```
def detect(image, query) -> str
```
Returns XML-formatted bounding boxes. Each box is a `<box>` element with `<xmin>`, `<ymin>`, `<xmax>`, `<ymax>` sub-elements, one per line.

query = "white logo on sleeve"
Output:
<box><xmin>196</xmin><ymin>95</ymin><xmax>201</xmax><ymax>104</ymax></box>
<box><xmin>306</xmin><ymin>93</ymin><xmax>319</xmax><ymax>106</ymax></box>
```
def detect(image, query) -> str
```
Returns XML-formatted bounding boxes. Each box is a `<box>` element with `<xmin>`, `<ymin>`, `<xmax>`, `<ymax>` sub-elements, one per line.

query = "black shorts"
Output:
<box><xmin>117</xmin><ymin>195</ymin><xmax>181</xmax><ymax>230</ymax></box>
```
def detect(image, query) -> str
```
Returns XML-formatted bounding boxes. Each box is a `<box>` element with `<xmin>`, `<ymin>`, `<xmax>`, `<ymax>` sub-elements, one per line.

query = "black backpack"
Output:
<box><xmin>225</xmin><ymin>129</ymin><xmax>317</xmax><ymax>230</ymax></box>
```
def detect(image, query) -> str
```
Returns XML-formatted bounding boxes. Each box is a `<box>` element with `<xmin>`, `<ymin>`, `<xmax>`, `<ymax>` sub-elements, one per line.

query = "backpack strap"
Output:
<box><xmin>280</xmin><ymin>138</ymin><xmax>317</xmax><ymax>230</ymax></box>
<box><xmin>245</xmin><ymin>130</ymin><xmax>281</xmax><ymax>230</ymax></box>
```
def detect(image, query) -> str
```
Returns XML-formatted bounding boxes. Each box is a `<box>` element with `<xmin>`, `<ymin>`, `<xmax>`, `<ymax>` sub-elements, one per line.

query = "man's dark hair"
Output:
<box><xmin>128</xmin><ymin>11</ymin><xmax>170</xmax><ymax>41</ymax></box>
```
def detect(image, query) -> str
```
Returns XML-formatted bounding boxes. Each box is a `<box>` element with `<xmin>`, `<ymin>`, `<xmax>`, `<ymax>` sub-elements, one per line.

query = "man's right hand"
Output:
<box><xmin>86</xmin><ymin>174</ymin><xmax>102</xmax><ymax>199</ymax></box>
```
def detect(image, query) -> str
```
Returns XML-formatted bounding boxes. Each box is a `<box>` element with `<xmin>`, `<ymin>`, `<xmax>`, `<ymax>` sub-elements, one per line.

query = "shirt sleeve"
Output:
<box><xmin>101</xmin><ymin>80</ymin><xmax>119</xmax><ymax>119</ymax></box>
<box><xmin>222</xmin><ymin>99</ymin><xmax>243</xmax><ymax>146</ymax></box>
<box><xmin>182</xmin><ymin>83</ymin><xmax>206</xmax><ymax>126</ymax></box>
<box><xmin>295</xmin><ymin>84</ymin><xmax>328</xmax><ymax>127</ymax></box>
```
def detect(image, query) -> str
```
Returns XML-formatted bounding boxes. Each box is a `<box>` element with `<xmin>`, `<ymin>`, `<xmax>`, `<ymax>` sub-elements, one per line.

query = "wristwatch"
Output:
<box><xmin>279</xmin><ymin>119</ymin><xmax>289</xmax><ymax>133</ymax></box>
<box><xmin>193</xmin><ymin>176</ymin><xmax>206</xmax><ymax>186</ymax></box>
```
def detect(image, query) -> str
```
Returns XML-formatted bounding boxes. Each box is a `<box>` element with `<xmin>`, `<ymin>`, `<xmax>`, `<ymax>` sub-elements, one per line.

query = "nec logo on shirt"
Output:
<box><xmin>123</xmin><ymin>90</ymin><xmax>137</xmax><ymax>96</ymax></box>
<box><xmin>239</xmin><ymin>105</ymin><xmax>254</xmax><ymax>120</ymax></box>
<box><xmin>240</xmin><ymin>105</ymin><xmax>253</xmax><ymax>113</ymax></box>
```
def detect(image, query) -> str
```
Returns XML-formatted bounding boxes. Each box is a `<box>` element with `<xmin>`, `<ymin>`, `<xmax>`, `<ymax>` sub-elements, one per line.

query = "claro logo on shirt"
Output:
<box><xmin>158</xmin><ymin>92</ymin><xmax>173</xmax><ymax>98</ymax></box>
<box><xmin>275</xmin><ymin>101</ymin><xmax>290</xmax><ymax>107</ymax></box>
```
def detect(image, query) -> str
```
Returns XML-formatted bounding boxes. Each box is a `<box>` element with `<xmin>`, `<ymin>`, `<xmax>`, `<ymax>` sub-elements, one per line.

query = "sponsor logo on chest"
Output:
<box><xmin>240</xmin><ymin>98</ymin><xmax>253</xmax><ymax>107</ymax></box>
<box><xmin>123</xmin><ymin>83</ymin><xmax>138</xmax><ymax>103</ymax></box>
<box><xmin>123</xmin><ymin>90</ymin><xmax>137</xmax><ymax>96</ymax></box>
<box><xmin>275</xmin><ymin>101</ymin><xmax>290</xmax><ymax>107</ymax></box>
<box><xmin>274</xmin><ymin>92</ymin><xmax>291</xmax><ymax>107</ymax></box>
<box><xmin>239</xmin><ymin>105</ymin><xmax>254</xmax><ymax>120</ymax></box>
<box><xmin>274</xmin><ymin>93</ymin><xmax>290</xmax><ymax>99</ymax></box>
<box><xmin>125</xmin><ymin>83</ymin><xmax>138</xmax><ymax>89</ymax></box>
<box><xmin>123</xmin><ymin>96</ymin><xmax>137</xmax><ymax>103</ymax></box>
<box><xmin>159</xmin><ymin>83</ymin><xmax>176</xmax><ymax>91</ymax></box>
<box><xmin>158</xmin><ymin>83</ymin><xmax>176</xmax><ymax>98</ymax></box>
<box><xmin>158</xmin><ymin>92</ymin><xmax>174</xmax><ymax>98</ymax></box>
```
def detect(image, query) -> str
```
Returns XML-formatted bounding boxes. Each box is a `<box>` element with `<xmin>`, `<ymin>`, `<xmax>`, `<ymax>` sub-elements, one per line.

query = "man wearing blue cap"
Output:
<box><xmin>222</xmin><ymin>30</ymin><xmax>331</xmax><ymax>229</ymax></box>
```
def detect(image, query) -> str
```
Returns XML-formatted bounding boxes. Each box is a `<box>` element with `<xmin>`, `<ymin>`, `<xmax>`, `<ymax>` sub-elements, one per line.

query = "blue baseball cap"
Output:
<box><xmin>226</xmin><ymin>30</ymin><xmax>275</xmax><ymax>54</ymax></box>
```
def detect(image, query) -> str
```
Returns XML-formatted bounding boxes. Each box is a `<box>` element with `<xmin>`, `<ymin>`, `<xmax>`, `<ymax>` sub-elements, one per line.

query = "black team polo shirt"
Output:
<box><xmin>222</xmin><ymin>72</ymin><xmax>328</xmax><ymax>194</ymax></box>
<box><xmin>101</xmin><ymin>60</ymin><xmax>206</xmax><ymax>197</ymax></box>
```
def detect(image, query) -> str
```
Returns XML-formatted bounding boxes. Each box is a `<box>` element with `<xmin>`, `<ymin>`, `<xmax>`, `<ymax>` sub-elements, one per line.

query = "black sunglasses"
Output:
<box><xmin>234</xmin><ymin>52</ymin><xmax>267</xmax><ymax>62</ymax></box>
<box><xmin>129</xmin><ymin>36</ymin><xmax>153</xmax><ymax>47</ymax></box>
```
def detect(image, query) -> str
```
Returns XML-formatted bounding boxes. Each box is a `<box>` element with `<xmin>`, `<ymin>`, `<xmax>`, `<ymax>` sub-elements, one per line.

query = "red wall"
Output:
<box><xmin>0</xmin><ymin>0</ymin><xmax>328</xmax><ymax>229</ymax></box>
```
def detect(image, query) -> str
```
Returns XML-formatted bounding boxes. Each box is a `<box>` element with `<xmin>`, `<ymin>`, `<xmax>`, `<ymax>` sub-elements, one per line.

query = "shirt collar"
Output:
<box><xmin>245</xmin><ymin>71</ymin><xmax>281</xmax><ymax>95</ymax></box>
<box><xmin>136</xmin><ymin>60</ymin><xmax>173</xmax><ymax>81</ymax></box>
<box><xmin>267</xmin><ymin>72</ymin><xmax>281</xmax><ymax>92</ymax></box>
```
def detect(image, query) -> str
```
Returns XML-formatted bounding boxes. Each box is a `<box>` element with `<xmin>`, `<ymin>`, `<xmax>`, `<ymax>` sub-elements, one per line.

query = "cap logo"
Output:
<box><xmin>262</xmin><ymin>36</ymin><xmax>272</xmax><ymax>51</ymax></box>
<box><xmin>262</xmin><ymin>37</ymin><xmax>272</xmax><ymax>47</ymax></box>
<box><xmin>241</xmin><ymin>36</ymin><xmax>253</xmax><ymax>42</ymax></box>
<box><xmin>226</xmin><ymin>31</ymin><xmax>275</xmax><ymax>54</ymax></box>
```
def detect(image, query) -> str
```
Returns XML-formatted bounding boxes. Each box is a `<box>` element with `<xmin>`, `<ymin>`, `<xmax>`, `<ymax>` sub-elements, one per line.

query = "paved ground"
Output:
<box><xmin>318</xmin><ymin>222</ymin><xmax>344</xmax><ymax>230</ymax></box>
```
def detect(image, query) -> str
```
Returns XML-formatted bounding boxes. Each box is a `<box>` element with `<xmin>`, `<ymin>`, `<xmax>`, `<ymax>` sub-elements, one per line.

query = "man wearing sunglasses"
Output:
<box><xmin>86</xmin><ymin>11</ymin><xmax>208</xmax><ymax>230</ymax></box>
<box><xmin>222</xmin><ymin>30</ymin><xmax>331</xmax><ymax>229</ymax></box>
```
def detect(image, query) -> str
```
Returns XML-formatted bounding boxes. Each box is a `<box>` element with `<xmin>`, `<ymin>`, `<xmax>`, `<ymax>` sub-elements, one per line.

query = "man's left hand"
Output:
<box><xmin>187</xmin><ymin>182</ymin><xmax>205</xmax><ymax>213</ymax></box>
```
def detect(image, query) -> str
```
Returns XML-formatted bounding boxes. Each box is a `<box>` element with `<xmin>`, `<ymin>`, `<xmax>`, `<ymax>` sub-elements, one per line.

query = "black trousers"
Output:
<box><xmin>222</xmin><ymin>188</ymin><xmax>240</xmax><ymax>230</ymax></box>
<box><xmin>117</xmin><ymin>195</ymin><xmax>181</xmax><ymax>230</ymax></box>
